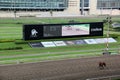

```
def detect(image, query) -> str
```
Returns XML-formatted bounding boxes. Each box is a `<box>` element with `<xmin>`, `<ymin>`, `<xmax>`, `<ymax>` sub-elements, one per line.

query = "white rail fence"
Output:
<box><xmin>86</xmin><ymin>75</ymin><xmax>120</xmax><ymax>80</ymax></box>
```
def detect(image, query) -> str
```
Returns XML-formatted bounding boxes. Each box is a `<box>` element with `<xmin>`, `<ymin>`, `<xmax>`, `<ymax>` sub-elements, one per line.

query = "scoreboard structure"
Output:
<box><xmin>23</xmin><ymin>22</ymin><xmax>103</xmax><ymax>40</ymax></box>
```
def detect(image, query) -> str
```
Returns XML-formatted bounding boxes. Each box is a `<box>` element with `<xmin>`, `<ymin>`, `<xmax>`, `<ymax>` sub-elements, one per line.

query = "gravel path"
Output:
<box><xmin>0</xmin><ymin>55</ymin><xmax>120</xmax><ymax>80</ymax></box>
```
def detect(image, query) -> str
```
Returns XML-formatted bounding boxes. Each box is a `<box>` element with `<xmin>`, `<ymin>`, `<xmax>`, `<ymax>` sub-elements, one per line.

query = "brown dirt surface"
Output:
<box><xmin>0</xmin><ymin>55</ymin><xmax>120</xmax><ymax>80</ymax></box>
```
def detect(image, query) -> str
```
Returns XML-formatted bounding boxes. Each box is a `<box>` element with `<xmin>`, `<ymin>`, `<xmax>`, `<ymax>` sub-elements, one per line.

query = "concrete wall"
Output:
<box><xmin>89</xmin><ymin>0</ymin><xmax>98</xmax><ymax>15</ymax></box>
<box><xmin>89</xmin><ymin>0</ymin><xmax>120</xmax><ymax>15</ymax></box>
<box><xmin>0</xmin><ymin>11</ymin><xmax>15</xmax><ymax>17</ymax></box>
<box><xmin>65</xmin><ymin>0</ymin><xmax>80</xmax><ymax>15</ymax></box>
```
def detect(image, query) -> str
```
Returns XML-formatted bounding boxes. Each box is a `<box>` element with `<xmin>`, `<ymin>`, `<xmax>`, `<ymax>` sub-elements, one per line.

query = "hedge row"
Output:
<box><xmin>0</xmin><ymin>40</ymin><xmax>14</xmax><ymax>43</ymax></box>
<box><xmin>0</xmin><ymin>47</ymin><xmax>23</xmax><ymax>50</ymax></box>
<box><xmin>109</xmin><ymin>34</ymin><xmax>120</xmax><ymax>39</ymax></box>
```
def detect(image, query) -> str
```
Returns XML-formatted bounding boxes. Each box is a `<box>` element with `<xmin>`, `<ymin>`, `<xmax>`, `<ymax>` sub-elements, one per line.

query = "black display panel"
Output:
<box><xmin>23</xmin><ymin>24</ymin><xmax>43</xmax><ymax>40</ymax></box>
<box><xmin>23</xmin><ymin>22</ymin><xmax>103</xmax><ymax>40</ymax></box>
<box><xmin>43</xmin><ymin>25</ymin><xmax>62</xmax><ymax>37</ymax></box>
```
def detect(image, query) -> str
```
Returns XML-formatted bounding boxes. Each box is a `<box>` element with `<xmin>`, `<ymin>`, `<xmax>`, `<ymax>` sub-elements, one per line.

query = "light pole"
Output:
<box><xmin>13</xmin><ymin>0</ymin><xmax>16</xmax><ymax>19</ymax></box>
<box><xmin>81</xmin><ymin>0</ymin><xmax>84</xmax><ymax>15</ymax></box>
<box><xmin>105</xmin><ymin>15</ymin><xmax>112</xmax><ymax>53</ymax></box>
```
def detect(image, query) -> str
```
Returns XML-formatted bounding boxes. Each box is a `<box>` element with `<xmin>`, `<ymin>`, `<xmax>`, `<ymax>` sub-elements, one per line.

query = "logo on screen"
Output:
<box><xmin>91</xmin><ymin>28</ymin><xmax>102</xmax><ymax>32</ymax></box>
<box><xmin>31</xmin><ymin>29</ymin><xmax>38</xmax><ymax>37</ymax></box>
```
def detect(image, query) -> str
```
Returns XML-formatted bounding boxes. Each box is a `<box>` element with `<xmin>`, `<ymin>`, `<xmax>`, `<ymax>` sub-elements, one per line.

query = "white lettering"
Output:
<box><xmin>91</xmin><ymin>28</ymin><xmax>102</xmax><ymax>31</ymax></box>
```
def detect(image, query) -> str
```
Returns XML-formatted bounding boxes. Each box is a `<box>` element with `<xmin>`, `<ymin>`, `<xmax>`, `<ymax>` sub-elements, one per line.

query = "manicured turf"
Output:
<box><xmin>0</xmin><ymin>42</ymin><xmax>119</xmax><ymax>64</ymax></box>
<box><xmin>0</xmin><ymin>16</ymin><xmax>120</xmax><ymax>64</ymax></box>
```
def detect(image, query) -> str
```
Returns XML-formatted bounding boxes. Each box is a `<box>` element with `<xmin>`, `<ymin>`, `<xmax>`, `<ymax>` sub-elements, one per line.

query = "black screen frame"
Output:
<box><xmin>23</xmin><ymin>22</ymin><xmax>103</xmax><ymax>40</ymax></box>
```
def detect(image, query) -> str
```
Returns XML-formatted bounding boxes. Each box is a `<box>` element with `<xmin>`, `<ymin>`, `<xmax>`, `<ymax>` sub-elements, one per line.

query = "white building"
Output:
<box><xmin>0</xmin><ymin>0</ymin><xmax>120</xmax><ymax>17</ymax></box>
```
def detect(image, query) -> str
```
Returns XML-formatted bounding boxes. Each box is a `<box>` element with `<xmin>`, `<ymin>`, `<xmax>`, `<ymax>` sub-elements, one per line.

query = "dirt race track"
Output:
<box><xmin>0</xmin><ymin>55</ymin><xmax>120</xmax><ymax>80</ymax></box>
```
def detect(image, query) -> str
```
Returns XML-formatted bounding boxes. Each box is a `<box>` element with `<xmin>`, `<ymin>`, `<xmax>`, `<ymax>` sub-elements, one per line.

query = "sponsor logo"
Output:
<box><xmin>31</xmin><ymin>29</ymin><xmax>38</xmax><ymax>37</ymax></box>
<box><xmin>54</xmin><ymin>41</ymin><xmax>67</xmax><ymax>46</ymax></box>
<box><xmin>41</xmin><ymin>42</ymin><xmax>56</xmax><ymax>47</ymax></box>
<box><xmin>91</xmin><ymin>28</ymin><xmax>102</xmax><ymax>32</ymax></box>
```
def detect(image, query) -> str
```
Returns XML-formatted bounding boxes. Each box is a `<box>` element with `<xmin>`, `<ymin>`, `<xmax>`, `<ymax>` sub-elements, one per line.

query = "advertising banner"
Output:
<box><xmin>94</xmin><ymin>38</ymin><xmax>105</xmax><ymax>43</ymax></box>
<box><xmin>95</xmin><ymin>38</ymin><xmax>117</xmax><ymax>44</ymax></box>
<box><xmin>65</xmin><ymin>41</ymin><xmax>75</xmax><ymax>45</ymax></box>
<box><xmin>54</xmin><ymin>41</ymin><xmax>67</xmax><ymax>46</ymax></box>
<box><xmin>73</xmin><ymin>40</ymin><xmax>87</xmax><ymax>45</ymax></box>
<box><xmin>29</xmin><ymin>42</ymin><xmax>43</xmax><ymax>48</ymax></box>
<box><xmin>84</xmin><ymin>39</ymin><xmax>97</xmax><ymax>44</ymax></box>
<box><xmin>41</xmin><ymin>42</ymin><xmax>56</xmax><ymax>47</ymax></box>
<box><xmin>103</xmin><ymin>38</ymin><xmax>117</xmax><ymax>43</ymax></box>
<box><xmin>29</xmin><ymin>38</ymin><xmax>117</xmax><ymax>48</ymax></box>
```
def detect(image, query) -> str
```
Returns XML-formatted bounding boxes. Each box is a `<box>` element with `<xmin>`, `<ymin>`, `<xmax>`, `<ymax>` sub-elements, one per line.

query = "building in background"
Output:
<box><xmin>90</xmin><ymin>0</ymin><xmax>120</xmax><ymax>15</ymax></box>
<box><xmin>0</xmin><ymin>0</ymin><xmax>68</xmax><ymax>11</ymax></box>
<box><xmin>0</xmin><ymin>0</ymin><xmax>120</xmax><ymax>17</ymax></box>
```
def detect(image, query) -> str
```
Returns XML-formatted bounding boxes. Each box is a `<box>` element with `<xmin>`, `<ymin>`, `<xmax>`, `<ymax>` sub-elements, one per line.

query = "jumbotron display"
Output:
<box><xmin>23</xmin><ymin>22</ymin><xmax>103</xmax><ymax>40</ymax></box>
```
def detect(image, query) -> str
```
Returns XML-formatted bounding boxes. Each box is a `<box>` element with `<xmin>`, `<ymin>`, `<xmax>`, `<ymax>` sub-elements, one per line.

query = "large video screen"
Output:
<box><xmin>23</xmin><ymin>22</ymin><xmax>103</xmax><ymax>40</ymax></box>
<box><xmin>43</xmin><ymin>25</ymin><xmax>62</xmax><ymax>37</ymax></box>
<box><xmin>43</xmin><ymin>24</ymin><xmax>90</xmax><ymax>37</ymax></box>
<box><xmin>62</xmin><ymin>24</ymin><xmax>90</xmax><ymax>36</ymax></box>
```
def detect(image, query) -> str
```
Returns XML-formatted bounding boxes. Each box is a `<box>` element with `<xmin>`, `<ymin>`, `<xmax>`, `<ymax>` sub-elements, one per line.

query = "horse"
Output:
<box><xmin>99</xmin><ymin>62</ymin><xmax>106</xmax><ymax>70</ymax></box>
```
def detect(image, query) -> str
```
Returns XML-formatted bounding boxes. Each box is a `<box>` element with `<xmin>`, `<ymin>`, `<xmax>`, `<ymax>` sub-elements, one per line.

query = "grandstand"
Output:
<box><xmin>0</xmin><ymin>0</ymin><xmax>120</xmax><ymax>17</ymax></box>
